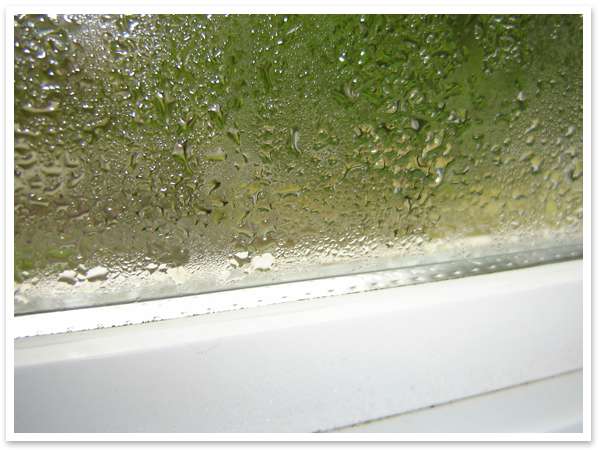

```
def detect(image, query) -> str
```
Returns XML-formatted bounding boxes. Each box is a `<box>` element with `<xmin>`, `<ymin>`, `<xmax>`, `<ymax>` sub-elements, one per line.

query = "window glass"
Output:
<box><xmin>14</xmin><ymin>14</ymin><xmax>583</xmax><ymax>313</ymax></box>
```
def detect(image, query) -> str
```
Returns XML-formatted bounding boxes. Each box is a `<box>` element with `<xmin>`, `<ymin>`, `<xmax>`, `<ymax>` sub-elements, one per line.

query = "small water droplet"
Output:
<box><xmin>289</xmin><ymin>127</ymin><xmax>301</xmax><ymax>152</ymax></box>
<box><xmin>434</xmin><ymin>168</ymin><xmax>445</xmax><ymax>185</ymax></box>
<box><xmin>374</xmin><ymin>158</ymin><xmax>385</xmax><ymax>170</ymax></box>
<box><xmin>227</xmin><ymin>127</ymin><xmax>241</xmax><ymax>145</ymax></box>
<box><xmin>530</xmin><ymin>156</ymin><xmax>543</xmax><ymax>173</ymax></box>
<box><xmin>208</xmin><ymin>103</ymin><xmax>224</xmax><ymax>127</ymax></box>
<box><xmin>565</xmin><ymin>125</ymin><xmax>576</xmax><ymax>137</ymax></box>
<box><xmin>410</xmin><ymin>118</ymin><xmax>421</xmax><ymax>131</ymax></box>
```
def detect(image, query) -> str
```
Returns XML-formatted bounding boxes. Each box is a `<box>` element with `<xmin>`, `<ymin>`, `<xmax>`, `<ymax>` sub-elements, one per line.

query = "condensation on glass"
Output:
<box><xmin>14</xmin><ymin>14</ymin><xmax>583</xmax><ymax>314</ymax></box>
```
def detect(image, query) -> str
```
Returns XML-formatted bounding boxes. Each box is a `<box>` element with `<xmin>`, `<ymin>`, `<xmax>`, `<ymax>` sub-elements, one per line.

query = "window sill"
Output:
<box><xmin>13</xmin><ymin>259</ymin><xmax>583</xmax><ymax>435</ymax></box>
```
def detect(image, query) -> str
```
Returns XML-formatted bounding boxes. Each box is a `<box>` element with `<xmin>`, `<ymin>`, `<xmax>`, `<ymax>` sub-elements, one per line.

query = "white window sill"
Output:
<box><xmin>334</xmin><ymin>370</ymin><xmax>582</xmax><ymax>433</ymax></box>
<box><xmin>13</xmin><ymin>259</ymin><xmax>583</xmax><ymax>435</ymax></box>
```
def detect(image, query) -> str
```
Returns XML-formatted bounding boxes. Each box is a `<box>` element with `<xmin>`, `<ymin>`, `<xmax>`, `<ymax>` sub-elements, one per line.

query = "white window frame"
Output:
<box><xmin>11</xmin><ymin>259</ymin><xmax>585</xmax><ymax>437</ymax></box>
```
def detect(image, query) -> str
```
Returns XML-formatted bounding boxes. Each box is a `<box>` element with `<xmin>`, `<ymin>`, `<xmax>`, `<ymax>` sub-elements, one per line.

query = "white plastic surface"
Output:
<box><xmin>14</xmin><ymin>260</ymin><xmax>582</xmax><ymax>433</ymax></box>
<box><xmin>335</xmin><ymin>370</ymin><xmax>583</xmax><ymax>433</ymax></box>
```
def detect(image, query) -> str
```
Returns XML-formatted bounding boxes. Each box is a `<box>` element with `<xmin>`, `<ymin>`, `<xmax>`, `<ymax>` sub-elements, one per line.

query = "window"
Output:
<box><xmin>14</xmin><ymin>14</ymin><xmax>583</xmax><ymax>314</ymax></box>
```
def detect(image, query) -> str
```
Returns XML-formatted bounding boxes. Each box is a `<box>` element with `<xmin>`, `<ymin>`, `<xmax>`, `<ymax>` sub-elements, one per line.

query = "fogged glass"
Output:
<box><xmin>14</xmin><ymin>14</ymin><xmax>583</xmax><ymax>313</ymax></box>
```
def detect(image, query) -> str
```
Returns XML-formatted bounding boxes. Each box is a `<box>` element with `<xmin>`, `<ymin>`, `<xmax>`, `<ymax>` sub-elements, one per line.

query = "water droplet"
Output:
<box><xmin>569</xmin><ymin>159</ymin><xmax>583</xmax><ymax>180</ymax></box>
<box><xmin>250</xmin><ymin>253</ymin><xmax>274</xmax><ymax>271</ymax></box>
<box><xmin>565</xmin><ymin>125</ymin><xmax>576</xmax><ymax>137</ymax></box>
<box><xmin>434</xmin><ymin>168</ymin><xmax>445</xmax><ymax>185</ymax></box>
<box><xmin>227</xmin><ymin>127</ymin><xmax>241</xmax><ymax>145</ymax></box>
<box><xmin>58</xmin><ymin>270</ymin><xmax>77</xmax><ymax>284</ymax></box>
<box><xmin>86</xmin><ymin>266</ymin><xmax>108</xmax><ymax>281</ymax></box>
<box><xmin>410</xmin><ymin>118</ymin><xmax>421</xmax><ymax>131</ymax></box>
<box><xmin>234</xmin><ymin>251</ymin><xmax>250</xmax><ymax>262</ymax></box>
<box><xmin>525</xmin><ymin>119</ymin><xmax>539</xmax><ymax>134</ymax></box>
<box><xmin>205</xmin><ymin>147</ymin><xmax>227</xmax><ymax>161</ymax></box>
<box><xmin>289</xmin><ymin>127</ymin><xmax>301</xmax><ymax>152</ymax></box>
<box><xmin>208</xmin><ymin>103</ymin><xmax>224</xmax><ymax>127</ymax></box>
